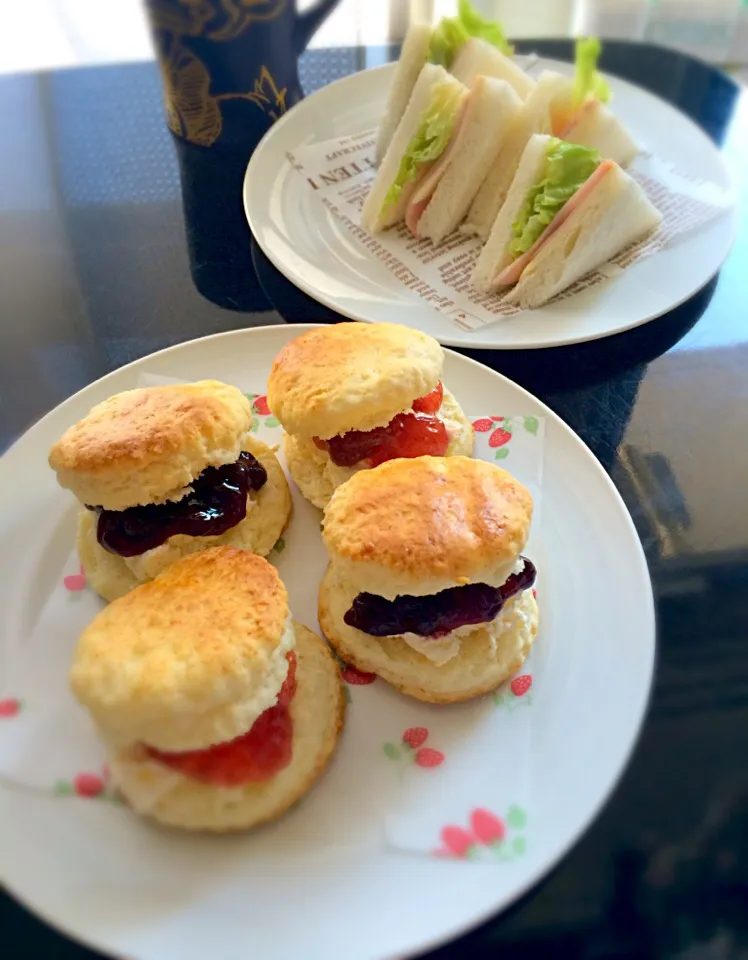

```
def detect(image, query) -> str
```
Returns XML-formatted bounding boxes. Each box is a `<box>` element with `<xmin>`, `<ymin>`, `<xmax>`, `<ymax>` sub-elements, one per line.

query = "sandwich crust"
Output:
<box><xmin>319</xmin><ymin>566</ymin><xmax>538</xmax><ymax>702</ymax></box>
<box><xmin>267</xmin><ymin>322</ymin><xmax>443</xmax><ymax>439</ymax></box>
<box><xmin>49</xmin><ymin>380</ymin><xmax>253</xmax><ymax>511</ymax></box>
<box><xmin>77</xmin><ymin>435</ymin><xmax>292</xmax><ymax>602</ymax></box>
<box><xmin>322</xmin><ymin>456</ymin><xmax>533</xmax><ymax>598</ymax></box>
<box><xmin>282</xmin><ymin>385</ymin><xmax>474</xmax><ymax>510</ymax></box>
<box><xmin>109</xmin><ymin>623</ymin><xmax>346</xmax><ymax>832</ymax></box>
<box><xmin>375</xmin><ymin>21</ymin><xmax>432</xmax><ymax>164</ymax></box>
<box><xmin>70</xmin><ymin>547</ymin><xmax>291</xmax><ymax>752</ymax></box>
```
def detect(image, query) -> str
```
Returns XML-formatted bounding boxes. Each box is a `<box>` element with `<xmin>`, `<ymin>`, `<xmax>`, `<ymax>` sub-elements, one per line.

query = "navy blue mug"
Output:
<box><xmin>145</xmin><ymin>0</ymin><xmax>343</xmax><ymax>147</ymax></box>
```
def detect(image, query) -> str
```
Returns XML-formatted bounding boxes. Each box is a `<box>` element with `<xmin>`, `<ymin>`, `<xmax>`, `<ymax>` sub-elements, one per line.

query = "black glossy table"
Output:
<box><xmin>2</xmin><ymin>39</ymin><xmax>747</xmax><ymax>960</ymax></box>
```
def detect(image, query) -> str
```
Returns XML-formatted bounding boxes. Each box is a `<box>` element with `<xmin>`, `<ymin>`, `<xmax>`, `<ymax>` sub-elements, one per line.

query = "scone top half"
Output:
<box><xmin>322</xmin><ymin>456</ymin><xmax>536</xmax><ymax>637</ymax></box>
<box><xmin>267</xmin><ymin>322</ymin><xmax>472</xmax><ymax>464</ymax></box>
<box><xmin>267</xmin><ymin>322</ymin><xmax>443</xmax><ymax>439</ymax></box>
<box><xmin>70</xmin><ymin>547</ymin><xmax>296</xmax><ymax>754</ymax></box>
<box><xmin>49</xmin><ymin>380</ymin><xmax>256</xmax><ymax>511</ymax></box>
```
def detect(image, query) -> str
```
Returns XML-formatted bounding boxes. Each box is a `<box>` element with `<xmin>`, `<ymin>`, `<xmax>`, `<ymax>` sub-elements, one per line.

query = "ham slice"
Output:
<box><xmin>558</xmin><ymin>98</ymin><xmax>595</xmax><ymax>139</ymax></box>
<box><xmin>404</xmin><ymin>95</ymin><xmax>471</xmax><ymax>238</ymax></box>
<box><xmin>494</xmin><ymin>159</ymin><xmax>614</xmax><ymax>287</ymax></box>
<box><xmin>405</xmin><ymin>194</ymin><xmax>432</xmax><ymax>236</ymax></box>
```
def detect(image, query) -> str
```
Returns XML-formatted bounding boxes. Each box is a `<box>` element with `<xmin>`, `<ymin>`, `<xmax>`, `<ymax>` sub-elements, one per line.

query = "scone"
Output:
<box><xmin>267</xmin><ymin>322</ymin><xmax>474</xmax><ymax>508</ymax></box>
<box><xmin>49</xmin><ymin>380</ymin><xmax>292</xmax><ymax>601</ymax></box>
<box><xmin>70</xmin><ymin>547</ymin><xmax>346</xmax><ymax>831</ymax></box>
<box><xmin>319</xmin><ymin>456</ymin><xmax>538</xmax><ymax>703</ymax></box>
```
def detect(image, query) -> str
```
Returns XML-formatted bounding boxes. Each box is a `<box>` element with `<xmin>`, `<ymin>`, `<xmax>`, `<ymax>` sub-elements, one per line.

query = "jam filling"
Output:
<box><xmin>411</xmin><ymin>381</ymin><xmax>443</xmax><ymax>414</ymax></box>
<box><xmin>90</xmin><ymin>451</ymin><xmax>267</xmax><ymax>557</ymax></box>
<box><xmin>344</xmin><ymin>559</ymin><xmax>537</xmax><ymax>638</ymax></box>
<box><xmin>146</xmin><ymin>652</ymin><xmax>297</xmax><ymax>787</ymax></box>
<box><xmin>313</xmin><ymin>382</ymin><xmax>448</xmax><ymax>467</ymax></box>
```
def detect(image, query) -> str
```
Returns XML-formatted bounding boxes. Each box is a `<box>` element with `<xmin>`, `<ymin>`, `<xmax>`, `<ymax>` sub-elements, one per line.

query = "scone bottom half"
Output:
<box><xmin>48</xmin><ymin>381</ymin><xmax>292</xmax><ymax>600</ymax></box>
<box><xmin>70</xmin><ymin>548</ymin><xmax>345</xmax><ymax>831</ymax></box>
<box><xmin>319</xmin><ymin>456</ymin><xmax>539</xmax><ymax>703</ymax></box>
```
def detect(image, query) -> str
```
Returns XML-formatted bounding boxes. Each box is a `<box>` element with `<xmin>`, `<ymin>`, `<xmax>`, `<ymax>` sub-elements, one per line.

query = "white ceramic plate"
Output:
<box><xmin>245</xmin><ymin>60</ymin><xmax>737</xmax><ymax>349</ymax></box>
<box><xmin>0</xmin><ymin>326</ymin><xmax>654</xmax><ymax>960</ymax></box>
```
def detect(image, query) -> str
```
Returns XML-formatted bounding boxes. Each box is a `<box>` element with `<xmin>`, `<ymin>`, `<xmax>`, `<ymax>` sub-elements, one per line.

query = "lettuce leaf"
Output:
<box><xmin>456</xmin><ymin>0</ymin><xmax>513</xmax><ymax>55</ymax></box>
<box><xmin>381</xmin><ymin>81</ymin><xmax>464</xmax><ymax>216</ymax></box>
<box><xmin>428</xmin><ymin>0</ymin><xmax>513</xmax><ymax>68</ymax></box>
<box><xmin>428</xmin><ymin>17</ymin><xmax>468</xmax><ymax>68</ymax></box>
<box><xmin>573</xmin><ymin>36</ymin><xmax>612</xmax><ymax>108</ymax></box>
<box><xmin>509</xmin><ymin>139</ymin><xmax>601</xmax><ymax>258</ymax></box>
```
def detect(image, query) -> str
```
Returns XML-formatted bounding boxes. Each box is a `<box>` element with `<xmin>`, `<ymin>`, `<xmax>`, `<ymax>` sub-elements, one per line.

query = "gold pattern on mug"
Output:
<box><xmin>149</xmin><ymin>0</ymin><xmax>291</xmax><ymax>145</ymax></box>
<box><xmin>149</xmin><ymin>0</ymin><xmax>217</xmax><ymax>38</ymax></box>
<box><xmin>208</xmin><ymin>0</ymin><xmax>288</xmax><ymax>41</ymax></box>
<box><xmin>159</xmin><ymin>37</ymin><xmax>224</xmax><ymax>145</ymax></box>
<box><xmin>160</xmin><ymin>35</ymin><xmax>288</xmax><ymax>145</ymax></box>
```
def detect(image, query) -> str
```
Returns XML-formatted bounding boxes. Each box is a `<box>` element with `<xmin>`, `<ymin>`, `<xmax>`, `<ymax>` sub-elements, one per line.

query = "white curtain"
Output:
<box><xmin>427</xmin><ymin>0</ymin><xmax>748</xmax><ymax>63</ymax></box>
<box><xmin>0</xmin><ymin>0</ymin><xmax>746</xmax><ymax>76</ymax></box>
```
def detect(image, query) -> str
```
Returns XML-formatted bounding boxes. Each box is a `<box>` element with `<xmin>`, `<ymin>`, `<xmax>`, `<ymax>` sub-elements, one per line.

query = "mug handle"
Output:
<box><xmin>293</xmin><ymin>0</ymin><xmax>343</xmax><ymax>54</ymax></box>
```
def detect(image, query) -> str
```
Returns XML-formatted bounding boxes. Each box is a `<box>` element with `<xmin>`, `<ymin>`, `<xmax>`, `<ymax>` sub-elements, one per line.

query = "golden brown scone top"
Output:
<box><xmin>49</xmin><ymin>380</ymin><xmax>253</xmax><ymax>510</ymax></box>
<box><xmin>323</xmin><ymin>456</ymin><xmax>533</xmax><ymax>586</ymax></box>
<box><xmin>266</xmin><ymin>322</ymin><xmax>443</xmax><ymax>439</ymax></box>
<box><xmin>70</xmin><ymin>547</ymin><xmax>289</xmax><ymax>747</ymax></box>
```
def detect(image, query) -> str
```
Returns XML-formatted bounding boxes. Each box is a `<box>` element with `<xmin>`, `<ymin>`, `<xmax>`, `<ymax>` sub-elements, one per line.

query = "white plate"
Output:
<box><xmin>245</xmin><ymin>60</ymin><xmax>737</xmax><ymax>349</ymax></box>
<box><xmin>0</xmin><ymin>326</ymin><xmax>654</xmax><ymax>960</ymax></box>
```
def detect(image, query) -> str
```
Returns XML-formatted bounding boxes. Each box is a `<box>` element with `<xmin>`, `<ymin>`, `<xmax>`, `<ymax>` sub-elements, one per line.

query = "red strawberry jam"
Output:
<box><xmin>314</xmin><ymin>382</ymin><xmax>448</xmax><ymax>468</ymax></box>
<box><xmin>412</xmin><ymin>382</ymin><xmax>444</xmax><ymax>414</ymax></box>
<box><xmin>91</xmin><ymin>451</ymin><xmax>267</xmax><ymax>557</ymax></box>
<box><xmin>146</xmin><ymin>652</ymin><xmax>297</xmax><ymax>786</ymax></box>
<box><xmin>344</xmin><ymin>559</ymin><xmax>536</xmax><ymax>638</ymax></box>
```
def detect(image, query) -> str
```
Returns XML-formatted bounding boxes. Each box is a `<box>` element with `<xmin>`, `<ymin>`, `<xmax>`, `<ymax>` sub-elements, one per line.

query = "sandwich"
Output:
<box><xmin>376</xmin><ymin>0</ymin><xmax>531</xmax><ymax>164</ymax></box>
<box><xmin>49</xmin><ymin>380</ymin><xmax>292</xmax><ymax>602</ymax></box>
<box><xmin>266</xmin><ymin>322</ymin><xmax>474</xmax><ymax>510</ymax></box>
<box><xmin>363</xmin><ymin>64</ymin><xmax>522</xmax><ymax>241</ymax></box>
<box><xmin>463</xmin><ymin>37</ymin><xmax>638</xmax><ymax>240</ymax></box>
<box><xmin>318</xmin><ymin>456</ymin><xmax>539</xmax><ymax>703</ymax></box>
<box><xmin>549</xmin><ymin>37</ymin><xmax>637</xmax><ymax>164</ymax></box>
<box><xmin>471</xmin><ymin>134</ymin><xmax>662</xmax><ymax>308</ymax></box>
<box><xmin>363</xmin><ymin>63</ymin><xmax>467</xmax><ymax>234</ymax></box>
<box><xmin>70</xmin><ymin>547</ymin><xmax>346</xmax><ymax>831</ymax></box>
<box><xmin>411</xmin><ymin>75</ymin><xmax>522</xmax><ymax>244</ymax></box>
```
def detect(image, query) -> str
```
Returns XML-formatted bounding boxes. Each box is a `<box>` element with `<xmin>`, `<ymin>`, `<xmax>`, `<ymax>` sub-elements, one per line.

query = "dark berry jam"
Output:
<box><xmin>90</xmin><ymin>451</ymin><xmax>267</xmax><ymax>557</ymax></box>
<box><xmin>344</xmin><ymin>559</ymin><xmax>536</xmax><ymax>638</ymax></box>
<box><xmin>146</xmin><ymin>652</ymin><xmax>297</xmax><ymax>786</ymax></box>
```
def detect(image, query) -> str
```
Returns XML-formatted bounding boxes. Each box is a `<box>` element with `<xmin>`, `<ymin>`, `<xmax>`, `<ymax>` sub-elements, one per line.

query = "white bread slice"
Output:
<box><xmin>362</xmin><ymin>64</ymin><xmax>466</xmax><ymax>233</ymax></box>
<box><xmin>472</xmin><ymin>134</ymin><xmax>552</xmax><ymax>290</ymax></box>
<box><xmin>505</xmin><ymin>163</ymin><xmax>662</xmax><ymax>308</ymax></box>
<box><xmin>450</xmin><ymin>38</ymin><xmax>534</xmax><ymax>100</ymax></box>
<box><xmin>462</xmin><ymin>71</ymin><xmax>566</xmax><ymax>239</ymax></box>
<box><xmin>416</xmin><ymin>77</ymin><xmax>523</xmax><ymax>244</ymax></box>
<box><xmin>563</xmin><ymin>98</ymin><xmax>638</xmax><ymax>167</ymax></box>
<box><xmin>376</xmin><ymin>23</ymin><xmax>432</xmax><ymax>165</ymax></box>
